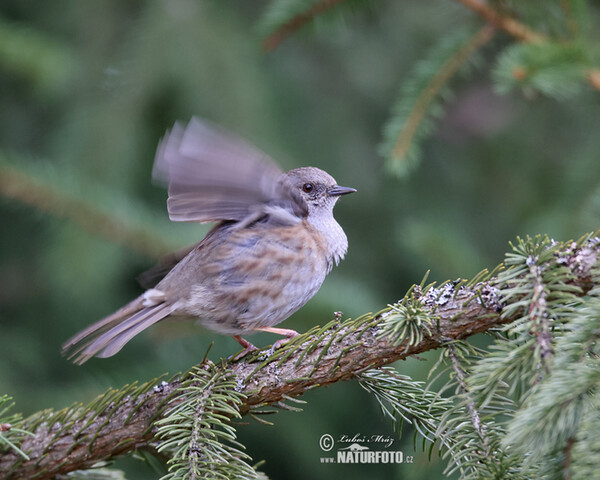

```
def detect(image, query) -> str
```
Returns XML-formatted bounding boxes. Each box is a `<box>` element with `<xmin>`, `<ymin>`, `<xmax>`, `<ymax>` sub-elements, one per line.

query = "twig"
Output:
<box><xmin>262</xmin><ymin>0</ymin><xmax>346</xmax><ymax>51</ymax></box>
<box><xmin>558</xmin><ymin>0</ymin><xmax>580</xmax><ymax>38</ymax></box>
<box><xmin>563</xmin><ymin>436</ymin><xmax>575</xmax><ymax>480</ymax></box>
<box><xmin>456</xmin><ymin>0</ymin><xmax>546</xmax><ymax>44</ymax></box>
<box><xmin>447</xmin><ymin>345</ymin><xmax>490</xmax><ymax>457</ymax></box>
<box><xmin>527</xmin><ymin>262</ymin><xmax>553</xmax><ymax>376</ymax></box>
<box><xmin>587</xmin><ymin>69</ymin><xmax>600</xmax><ymax>91</ymax></box>
<box><xmin>392</xmin><ymin>25</ymin><xmax>495</xmax><ymax>162</ymax></box>
<box><xmin>456</xmin><ymin>0</ymin><xmax>600</xmax><ymax>91</ymax></box>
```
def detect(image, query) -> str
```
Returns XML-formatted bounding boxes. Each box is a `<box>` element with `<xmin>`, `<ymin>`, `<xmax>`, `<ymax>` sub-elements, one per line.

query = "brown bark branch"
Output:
<box><xmin>456</xmin><ymin>0</ymin><xmax>600</xmax><ymax>91</ymax></box>
<box><xmin>262</xmin><ymin>0</ymin><xmax>346</xmax><ymax>51</ymax></box>
<box><xmin>392</xmin><ymin>25</ymin><xmax>495</xmax><ymax>162</ymax></box>
<box><xmin>260</xmin><ymin>0</ymin><xmax>600</xmax><ymax>92</ymax></box>
<box><xmin>262</xmin><ymin>0</ymin><xmax>545</xmax><ymax>52</ymax></box>
<box><xmin>1</xmin><ymin>238</ymin><xmax>598</xmax><ymax>479</ymax></box>
<box><xmin>587</xmin><ymin>69</ymin><xmax>600</xmax><ymax>91</ymax></box>
<box><xmin>456</xmin><ymin>0</ymin><xmax>547</xmax><ymax>44</ymax></box>
<box><xmin>0</xmin><ymin>285</ymin><xmax>502</xmax><ymax>480</ymax></box>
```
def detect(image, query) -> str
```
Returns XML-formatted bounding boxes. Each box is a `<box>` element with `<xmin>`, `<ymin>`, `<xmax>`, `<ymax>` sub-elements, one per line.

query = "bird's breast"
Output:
<box><xmin>305</xmin><ymin>214</ymin><xmax>348</xmax><ymax>269</ymax></box>
<box><xmin>173</xmin><ymin>220</ymin><xmax>331</xmax><ymax>333</ymax></box>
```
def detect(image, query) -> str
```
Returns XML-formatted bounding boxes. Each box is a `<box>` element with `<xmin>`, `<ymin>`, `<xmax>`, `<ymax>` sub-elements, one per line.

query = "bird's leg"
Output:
<box><xmin>229</xmin><ymin>328</ymin><xmax>300</xmax><ymax>361</ymax></box>
<box><xmin>254</xmin><ymin>326</ymin><xmax>300</xmax><ymax>352</ymax></box>
<box><xmin>229</xmin><ymin>335</ymin><xmax>258</xmax><ymax>361</ymax></box>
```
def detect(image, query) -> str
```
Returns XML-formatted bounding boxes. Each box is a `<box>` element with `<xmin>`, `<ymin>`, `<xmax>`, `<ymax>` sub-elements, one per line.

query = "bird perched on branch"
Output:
<box><xmin>63</xmin><ymin>118</ymin><xmax>355</xmax><ymax>364</ymax></box>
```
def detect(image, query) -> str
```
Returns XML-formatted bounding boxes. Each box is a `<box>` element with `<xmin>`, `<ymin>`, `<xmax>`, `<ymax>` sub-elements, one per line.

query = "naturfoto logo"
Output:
<box><xmin>319</xmin><ymin>433</ymin><xmax>414</xmax><ymax>465</ymax></box>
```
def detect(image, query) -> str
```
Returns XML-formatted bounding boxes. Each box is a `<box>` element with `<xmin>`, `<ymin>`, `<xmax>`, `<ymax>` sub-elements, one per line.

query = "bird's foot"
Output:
<box><xmin>268</xmin><ymin>338</ymin><xmax>290</xmax><ymax>356</ymax></box>
<box><xmin>254</xmin><ymin>327</ymin><xmax>300</xmax><ymax>355</ymax></box>
<box><xmin>229</xmin><ymin>335</ymin><xmax>259</xmax><ymax>362</ymax></box>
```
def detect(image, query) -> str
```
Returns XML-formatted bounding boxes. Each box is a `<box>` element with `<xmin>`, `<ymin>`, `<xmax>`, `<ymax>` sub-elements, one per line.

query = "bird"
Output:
<box><xmin>62</xmin><ymin>118</ymin><xmax>356</xmax><ymax>364</ymax></box>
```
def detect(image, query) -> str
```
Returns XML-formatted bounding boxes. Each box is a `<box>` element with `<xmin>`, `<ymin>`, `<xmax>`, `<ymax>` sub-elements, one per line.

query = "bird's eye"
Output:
<box><xmin>302</xmin><ymin>183</ymin><xmax>314</xmax><ymax>193</ymax></box>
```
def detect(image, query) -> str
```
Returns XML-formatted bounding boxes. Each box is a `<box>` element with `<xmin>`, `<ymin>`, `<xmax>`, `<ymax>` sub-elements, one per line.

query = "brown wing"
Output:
<box><xmin>153</xmin><ymin>118</ymin><xmax>307</xmax><ymax>224</ymax></box>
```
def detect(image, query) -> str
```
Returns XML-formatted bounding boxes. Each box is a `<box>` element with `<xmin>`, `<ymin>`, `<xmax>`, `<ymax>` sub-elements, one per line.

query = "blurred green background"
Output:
<box><xmin>1</xmin><ymin>1</ymin><xmax>599</xmax><ymax>479</ymax></box>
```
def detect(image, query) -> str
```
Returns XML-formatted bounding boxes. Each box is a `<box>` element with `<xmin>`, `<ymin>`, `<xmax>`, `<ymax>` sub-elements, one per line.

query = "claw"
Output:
<box><xmin>270</xmin><ymin>336</ymin><xmax>294</xmax><ymax>353</ymax></box>
<box><xmin>228</xmin><ymin>345</ymin><xmax>258</xmax><ymax>362</ymax></box>
<box><xmin>262</xmin><ymin>327</ymin><xmax>300</xmax><ymax>355</ymax></box>
<box><xmin>229</xmin><ymin>335</ymin><xmax>259</xmax><ymax>362</ymax></box>
<box><xmin>229</xmin><ymin>328</ymin><xmax>300</xmax><ymax>361</ymax></box>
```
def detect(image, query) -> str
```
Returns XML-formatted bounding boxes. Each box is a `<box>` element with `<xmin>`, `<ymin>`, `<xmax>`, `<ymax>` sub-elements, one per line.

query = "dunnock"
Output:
<box><xmin>63</xmin><ymin>118</ymin><xmax>355</xmax><ymax>364</ymax></box>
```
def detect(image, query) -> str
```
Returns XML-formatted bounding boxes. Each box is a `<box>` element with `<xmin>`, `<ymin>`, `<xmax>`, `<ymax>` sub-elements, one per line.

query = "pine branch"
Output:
<box><xmin>155</xmin><ymin>366</ymin><xmax>255</xmax><ymax>479</ymax></box>
<box><xmin>357</xmin><ymin>367</ymin><xmax>450</xmax><ymax>443</ymax></box>
<box><xmin>455</xmin><ymin>0</ymin><xmax>600</xmax><ymax>91</ymax></box>
<box><xmin>492</xmin><ymin>42</ymin><xmax>589</xmax><ymax>99</ymax></box>
<box><xmin>564</xmin><ymin>436</ymin><xmax>575</xmax><ymax>480</ymax></box>
<box><xmin>382</xmin><ymin>25</ymin><xmax>494</xmax><ymax>175</ymax></box>
<box><xmin>559</xmin><ymin>0</ymin><xmax>580</xmax><ymax>38</ymax></box>
<box><xmin>0</xmin><ymin>396</ymin><xmax>33</xmax><ymax>462</ymax></box>
<box><xmin>456</xmin><ymin>0</ymin><xmax>547</xmax><ymax>44</ymax></box>
<box><xmin>525</xmin><ymin>257</ymin><xmax>553</xmax><ymax>374</ymax></box>
<box><xmin>446</xmin><ymin>345</ymin><xmax>489</xmax><ymax>454</ymax></box>
<box><xmin>0</xmin><ymin>161</ymin><xmax>175</xmax><ymax>259</ymax></box>
<box><xmin>261</xmin><ymin>0</ymin><xmax>346</xmax><ymax>51</ymax></box>
<box><xmin>1</xmin><ymin>234</ymin><xmax>599</xmax><ymax>479</ymax></box>
<box><xmin>391</xmin><ymin>25</ymin><xmax>493</xmax><ymax>160</ymax></box>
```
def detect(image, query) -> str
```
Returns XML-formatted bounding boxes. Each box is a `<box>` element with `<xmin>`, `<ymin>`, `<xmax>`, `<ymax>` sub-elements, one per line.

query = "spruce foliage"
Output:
<box><xmin>259</xmin><ymin>0</ymin><xmax>600</xmax><ymax>175</ymax></box>
<box><xmin>155</xmin><ymin>364</ymin><xmax>255</xmax><ymax>480</ymax></box>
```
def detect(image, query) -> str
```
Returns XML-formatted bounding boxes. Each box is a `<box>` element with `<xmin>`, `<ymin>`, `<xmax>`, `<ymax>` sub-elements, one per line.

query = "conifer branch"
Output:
<box><xmin>262</xmin><ymin>0</ymin><xmax>345</xmax><ymax>51</ymax></box>
<box><xmin>446</xmin><ymin>345</ymin><xmax>489</xmax><ymax>456</ymax></box>
<box><xmin>1</xmin><ymin>286</ymin><xmax>501</xmax><ymax>480</ymax></box>
<box><xmin>558</xmin><ymin>0</ymin><xmax>580</xmax><ymax>38</ymax></box>
<box><xmin>587</xmin><ymin>69</ymin><xmax>600</xmax><ymax>90</ymax></box>
<box><xmin>1</xmin><ymin>234</ymin><xmax>599</xmax><ymax>479</ymax></box>
<box><xmin>261</xmin><ymin>0</ymin><xmax>600</xmax><ymax>91</ymax></box>
<box><xmin>456</xmin><ymin>0</ymin><xmax>547</xmax><ymax>44</ymax></box>
<box><xmin>564</xmin><ymin>436</ymin><xmax>575</xmax><ymax>479</ymax></box>
<box><xmin>390</xmin><ymin>25</ymin><xmax>495</xmax><ymax>164</ymax></box>
<box><xmin>527</xmin><ymin>260</ymin><xmax>553</xmax><ymax>375</ymax></box>
<box><xmin>0</xmin><ymin>163</ymin><xmax>173</xmax><ymax>259</ymax></box>
<box><xmin>456</xmin><ymin>0</ymin><xmax>600</xmax><ymax>91</ymax></box>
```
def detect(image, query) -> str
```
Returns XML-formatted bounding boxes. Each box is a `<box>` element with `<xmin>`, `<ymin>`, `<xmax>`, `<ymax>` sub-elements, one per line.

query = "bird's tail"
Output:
<box><xmin>62</xmin><ymin>296</ymin><xmax>174</xmax><ymax>365</ymax></box>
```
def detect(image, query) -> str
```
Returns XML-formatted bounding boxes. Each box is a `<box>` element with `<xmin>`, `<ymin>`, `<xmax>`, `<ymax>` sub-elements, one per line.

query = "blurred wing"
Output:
<box><xmin>137</xmin><ymin>242</ymin><xmax>199</xmax><ymax>289</ymax></box>
<box><xmin>153</xmin><ymin>118</ymin><xmax>307</xmax><ymax>223</ymax></box>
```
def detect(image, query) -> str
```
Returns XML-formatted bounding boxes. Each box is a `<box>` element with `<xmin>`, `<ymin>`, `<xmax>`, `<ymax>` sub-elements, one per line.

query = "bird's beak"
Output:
<box><xmin>328</xmin><ymin>185</ymin><xmax>357</xmax><ymax>196</ymax></box>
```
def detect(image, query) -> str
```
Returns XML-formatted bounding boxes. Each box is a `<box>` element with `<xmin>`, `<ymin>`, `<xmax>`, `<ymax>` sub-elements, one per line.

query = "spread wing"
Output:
<box><xmin>153</xmin><ymin>118</ymin><xmax>307</xmax><ymax>224</ymax></box>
